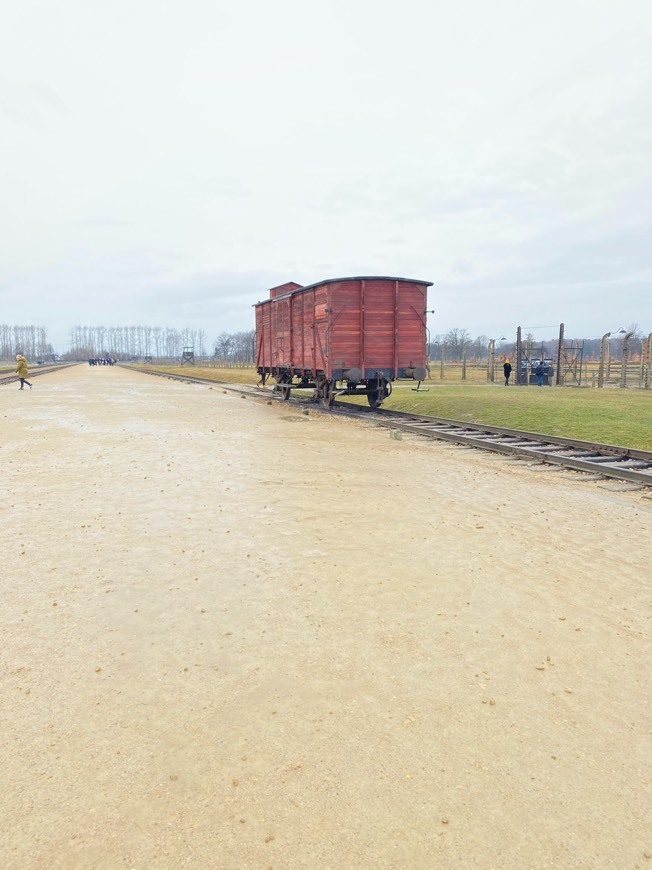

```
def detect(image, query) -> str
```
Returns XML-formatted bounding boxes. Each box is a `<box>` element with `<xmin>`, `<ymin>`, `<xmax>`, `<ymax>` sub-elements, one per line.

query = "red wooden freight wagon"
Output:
<box><xmin>255</xmin><ymin>275</ymin><xmax>432</xmax><ymax>407</ymax></box>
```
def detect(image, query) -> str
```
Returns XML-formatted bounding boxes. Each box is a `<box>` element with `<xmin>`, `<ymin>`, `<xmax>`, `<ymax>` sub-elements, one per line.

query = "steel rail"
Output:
<box><xmin>124</xmin><ymin>366</ymin><xmax>652</xmax><ymax>488</ymax></box>
<box><xmin>119</xmin><ymin>366</ymin><xmax>272</xmax><ymax>395</ymax></box>
<box><xmin>0</xmin><ymin>363</ymin><xmax>79</xmax><ymax>386</ymax></box>
<box><xmin>342</xmin><ymin>406</ymin><xmax>652</xmax><ymax>486</ymax></box>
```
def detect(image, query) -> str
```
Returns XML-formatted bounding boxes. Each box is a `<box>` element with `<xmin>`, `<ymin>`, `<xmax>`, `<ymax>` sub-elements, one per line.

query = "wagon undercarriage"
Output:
<box><xmin>259</xmin><ymin>368</ymin><xmax>393</xmax><ymax>408</ymax></box>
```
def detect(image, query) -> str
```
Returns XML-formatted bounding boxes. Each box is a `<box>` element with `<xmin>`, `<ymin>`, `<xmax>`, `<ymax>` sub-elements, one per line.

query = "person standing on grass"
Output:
<box><xmin>15</xmin><ymin>354</ymin><xmax>32</xmax><ymax>390</ymax></box>
<box><xmin>535</xmin><ymin>361</ymin><xmax>545</xmax><ymax>386</ymax></box>
<box><xmin>503</xmin><ymin>358</ymin><xmax>512</xmax><ymax>386</ymax></box>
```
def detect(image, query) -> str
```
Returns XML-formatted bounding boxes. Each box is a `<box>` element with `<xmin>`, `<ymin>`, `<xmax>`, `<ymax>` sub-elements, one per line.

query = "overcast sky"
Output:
<box><xmin>2</xmin><ymin>0</ymin><xmax>651</xmax><ymax>352</ymax></box>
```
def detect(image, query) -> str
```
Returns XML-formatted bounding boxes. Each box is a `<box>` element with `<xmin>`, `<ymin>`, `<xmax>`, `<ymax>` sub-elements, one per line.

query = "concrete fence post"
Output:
<box><xmin>556</xmin><ymin>323</ymin><xmax>564</xmax><ymax>385</ymax></box>
<box><xmin>487</xmin><ymin>339</ymin><xmax>495</xmax><ymax>382</ymax></box>
<box><xmin>638</xmin><ymin>338</ymin><xmax>646</xmax><ymax>386</ymax></box>
<box><xmin>516</xmin><ymin>327</ymin><xmax>524</xmax><ymax>385</ymax></box>
<box><xmin>598</xmin><ymin>332</ymin><xmax>610</xmax><ymax>388</ymax></box>
<box><xmin>620</xmin><ymin>332</ymin><xmax>633</xmax><ymax>388</ymax></box>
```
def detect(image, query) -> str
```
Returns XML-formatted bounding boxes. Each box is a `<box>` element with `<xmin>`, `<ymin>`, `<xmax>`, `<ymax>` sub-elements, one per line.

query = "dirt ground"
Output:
<box><xmin>1</xmin><ymin>364</ymin><xmax>650</xmax><ymax>870</ymax></box>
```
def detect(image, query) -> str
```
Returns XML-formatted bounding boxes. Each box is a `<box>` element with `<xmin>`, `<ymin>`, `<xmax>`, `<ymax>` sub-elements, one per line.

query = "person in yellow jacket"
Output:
<box><xmin>15</xmin><ymin>354</ymin><xmax>33</xmax><ymax>390</ymax></box>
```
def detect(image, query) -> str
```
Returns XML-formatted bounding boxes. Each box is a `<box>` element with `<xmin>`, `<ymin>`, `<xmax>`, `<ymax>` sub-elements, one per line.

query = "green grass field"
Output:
<box><xmin>134</xmin><ymin>364</ymin><xmax>652</xmax><ymax>451</ymax></box>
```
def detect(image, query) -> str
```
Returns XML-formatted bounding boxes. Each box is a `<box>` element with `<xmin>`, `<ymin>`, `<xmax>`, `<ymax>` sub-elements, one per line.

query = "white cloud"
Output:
<box><xmin>1</xmin><ymin>0</ymin><xmax>651</xmax><ymax>350</ymax></box>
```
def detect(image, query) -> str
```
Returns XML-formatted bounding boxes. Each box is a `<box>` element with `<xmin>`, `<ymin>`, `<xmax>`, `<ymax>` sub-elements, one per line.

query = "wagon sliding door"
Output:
<box><xmin>396</xmin><ymin>280</ymin><xmax>428</xmax><ymax>376</ymax></box>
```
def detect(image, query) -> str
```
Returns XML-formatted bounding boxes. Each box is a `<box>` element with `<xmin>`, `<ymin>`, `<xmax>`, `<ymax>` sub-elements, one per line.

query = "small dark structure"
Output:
<box><xmin>255</xmin><ymin>275</ymin><xmax>432</xmax><ymax>407</ymax></box>
<box><xmin>180</xmin><ymin>347</ymin><xmax>195</xmax><ymax>366</ymax></box>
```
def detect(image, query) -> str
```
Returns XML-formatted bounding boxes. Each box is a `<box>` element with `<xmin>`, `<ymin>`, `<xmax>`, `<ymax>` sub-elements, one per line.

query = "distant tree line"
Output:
<box><xmin>212</xmin><ymin>331</ymin><xmax>256</xmax><ymax>365</ymax></box>
<box><xmin>1</xmin><ymin>322</ymin><xmax>257</xmax><ymax>364</ymax></box>
<box><xmin>65</xmin><ymin>326</ymin><xmax>209</xmax><ymax>361</ymax></box>
<box><xmin>428</xmin><ymin>329</ymin><xmax>489</xmax><ymax>361</ymax></box>
<box><xmin>64</xmin><ymin>325</ymin><xmax>258</xmax><ymax>363</ymax></box>
<box><xmin>0</xmin><ymin>324</ymin><xmax>53</xmax><ymax>360</ymax></box>
<box><xmin>429</xmin><ymin>323</ymin><xmax>649</xmax><ymax>362</ymax></box>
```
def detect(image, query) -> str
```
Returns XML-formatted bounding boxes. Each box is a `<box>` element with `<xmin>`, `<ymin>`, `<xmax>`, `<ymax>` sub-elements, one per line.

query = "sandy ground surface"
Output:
<box><xmin>1</xmin><ymin>364</ymin><xmax>650</xmax><ymax>870</ymax></box>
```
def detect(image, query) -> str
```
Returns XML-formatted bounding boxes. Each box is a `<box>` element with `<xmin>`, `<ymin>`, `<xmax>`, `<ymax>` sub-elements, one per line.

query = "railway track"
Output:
<box><xmin>342</xmin><ymin>406</ymin><xmax>652</xmax><ymax>488</ymax></box>
<box><xmin>126</xmin><ymin>366</ymin><xmax>652</xmax><ymax>490</ymax></box>
<box><xmin>0</xmin><ymin>363</ymin><xmax>78</xmax><ymax>386</ymax></box>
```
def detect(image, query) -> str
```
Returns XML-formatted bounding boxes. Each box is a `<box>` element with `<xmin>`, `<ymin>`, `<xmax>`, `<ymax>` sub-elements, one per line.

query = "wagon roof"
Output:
<box><xmin>254</xmin><ymin>275</ymin><xmax>433</xmax><ymax>305</ymax></box>
<box><xmin>298</xmin><ymin>275</ymin><xmax>433</xmax><ymax>292</ymax></box>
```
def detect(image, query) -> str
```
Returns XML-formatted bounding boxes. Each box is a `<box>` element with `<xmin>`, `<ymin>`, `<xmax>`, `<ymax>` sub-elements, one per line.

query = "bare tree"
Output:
<box><xmin>444</xmin><ymin>328</ymin><xmax>471</xmax><ymax>361</ymax></box>
<box><xmin>152</xmin><ymin>327</ymin><xmax>163</xmax><ymax>358</ymax></box>
<box><xmin>213</xmin><ymin>333</ymin><xmax>234</xmax><ymax>363</ymax></box>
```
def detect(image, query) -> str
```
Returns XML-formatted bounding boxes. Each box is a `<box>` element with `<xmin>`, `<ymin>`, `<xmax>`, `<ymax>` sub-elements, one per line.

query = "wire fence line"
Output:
<box><xmin>2</xmin><ymin>323</ymin><xmax>650</xmax><ymax>388</ymax></box>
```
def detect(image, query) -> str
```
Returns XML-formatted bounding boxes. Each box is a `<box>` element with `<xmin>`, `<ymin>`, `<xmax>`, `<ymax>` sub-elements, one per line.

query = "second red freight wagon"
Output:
<box><xmin>255</xmin><ymin>275</ymin><xmax>432</xmax><ymax>407</ymax></box>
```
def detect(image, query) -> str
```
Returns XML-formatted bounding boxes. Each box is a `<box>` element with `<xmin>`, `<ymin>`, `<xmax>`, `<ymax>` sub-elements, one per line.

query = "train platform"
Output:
<box><xmin>1</xmin><ymin>363</ymin><xmax>650</xmax><ymax>868</ymax></box>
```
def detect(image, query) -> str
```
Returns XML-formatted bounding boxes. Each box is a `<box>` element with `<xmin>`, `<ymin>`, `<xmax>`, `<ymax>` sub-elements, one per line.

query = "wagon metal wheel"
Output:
<box><xmin>367</xmin><ymin>389</ymin><xmax>383</xmax><ymax>408</ymax></box>
<box><xmin>367</xmin><ymin>378</ymin><xmax>387</xmax><ymax>409</ymax></box>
